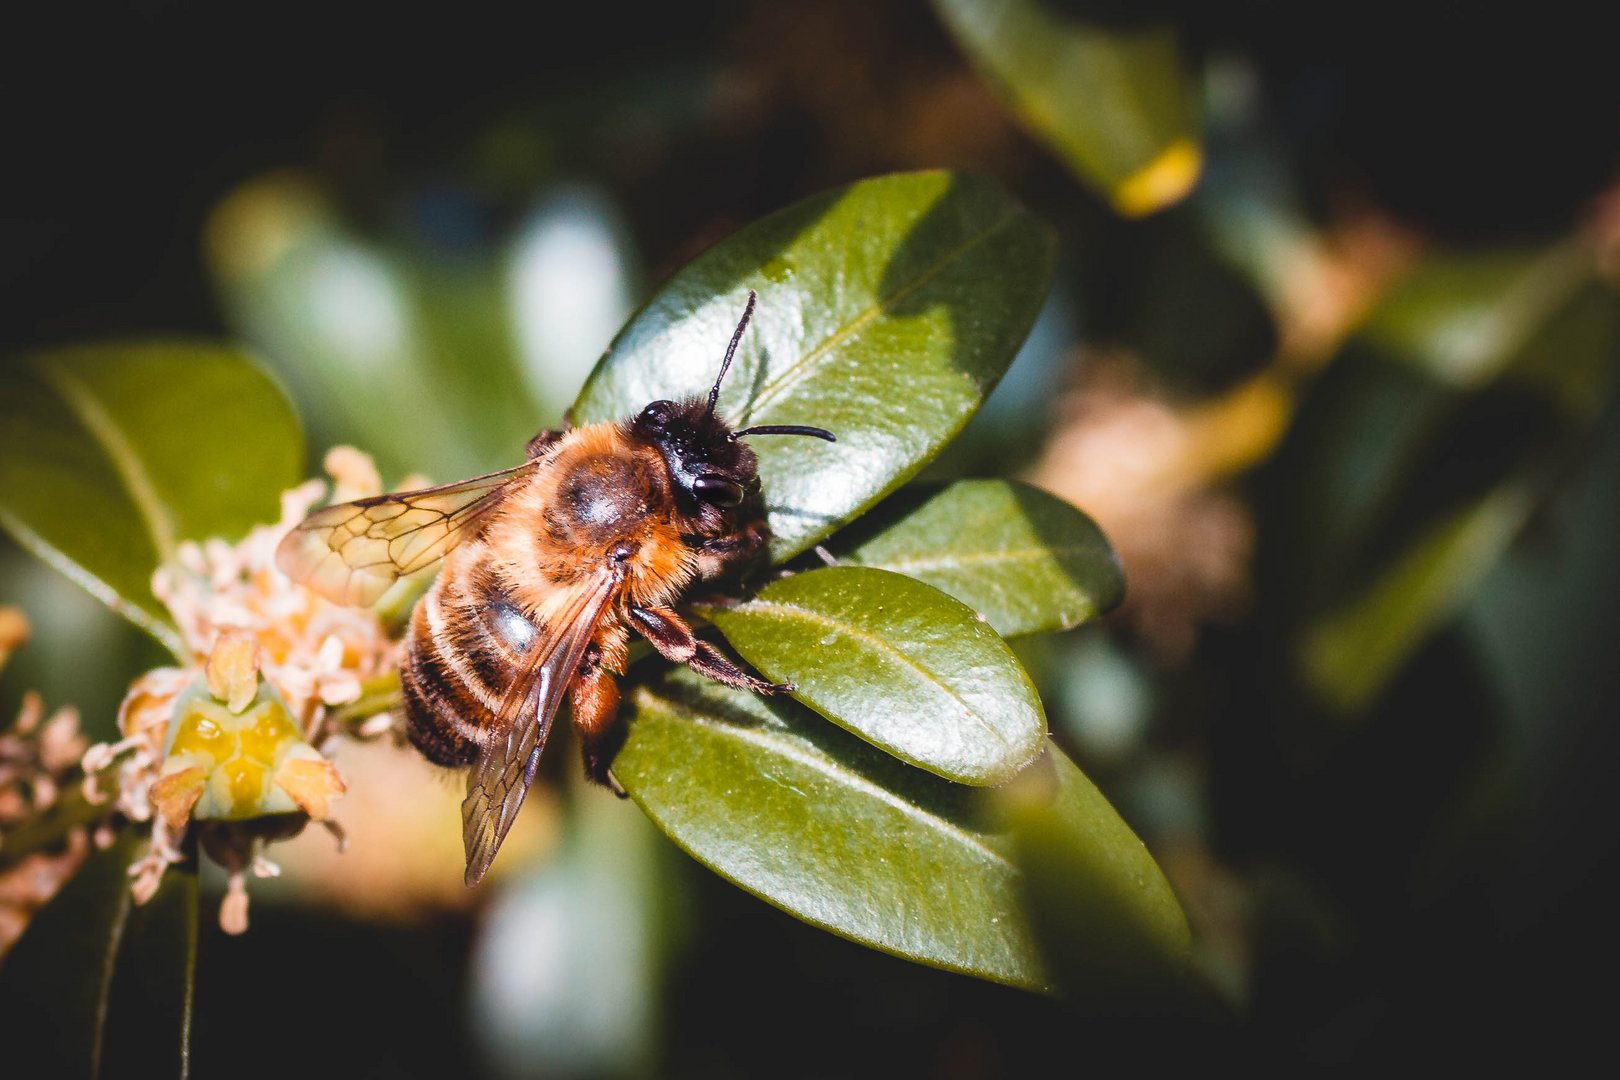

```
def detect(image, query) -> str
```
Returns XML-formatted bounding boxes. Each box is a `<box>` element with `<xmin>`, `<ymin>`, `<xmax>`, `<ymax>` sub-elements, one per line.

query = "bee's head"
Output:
<box><xmin>633</xmin><ymin>291</ymin><xmax>835</xmax><ymax>514</ymax></box>
<box><xmin>632</xmin><ymin>397</ymin><xmax>759</xmax><ymax>511</ymax></box>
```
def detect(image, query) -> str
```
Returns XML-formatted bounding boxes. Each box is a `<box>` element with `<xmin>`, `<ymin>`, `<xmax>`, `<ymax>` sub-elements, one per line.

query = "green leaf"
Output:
<box><xmin>615</xmin><ymin>669</ymin><xmax>1191</xmax><ymax>995</ymax></box>
<box><xmin>995</xmin><ymin>742</ymin><xmax>1197</xmax><ymax>1007</ymax></box>
<box><xmin>1301</xmin><ymin>476</ymin><xmax>1541</xmax><ymax>713</ymax></box>
<box><xmin>933</xmin><ymin>0</ymin><xmax>1202</xmax><ymax>216</ymax></box>
<box><xmin>1113</xmin><ymin>215</ymin><xmax>1278</xmax><ymax>395</ymax></box>
<box><xmin>0</xmin><ymin>829</ymin><xmax>198</xmax><ymax>1078</ymax></box>
<box><xmin>0</xmin><ymin>344</ymin><xmax>304</xmax><ymax>658</ymax></box>
<box><xmin>836</xmin><ymin>480</ymin><xmax>1124</xmax><ymax>637</ymax></box>
<box><xmin>703</xmin><ymin>567</ymin><xmax>1044</xmax><ymax>785</ymax></box>
<box><xmin>615</xmin><ymin>668</ymin><xmax>1047</xmax><ymax>989</ymax></box>
<box><xmin>572</xmin><ymin>170</ymin><xmax>1056</xmax><ymax>561</ymax></box>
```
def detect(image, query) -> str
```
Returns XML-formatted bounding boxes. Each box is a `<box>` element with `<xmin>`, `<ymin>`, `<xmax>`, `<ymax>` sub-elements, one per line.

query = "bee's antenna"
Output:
<box><xmin>707</xmin><ymin>290</ymin><xmax>757</xmax><ymax>420</ymax></box>
<box><xmin>734</xmin><ymin>424</ymin><xmax>837</xmax><ymax>442</ymax></box>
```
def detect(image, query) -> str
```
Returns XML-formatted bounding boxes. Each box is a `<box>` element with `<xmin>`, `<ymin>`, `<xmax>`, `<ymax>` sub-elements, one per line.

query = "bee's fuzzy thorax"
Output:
<box><xmin>478</xmin><ymin>421</ymin><xmax>702</xmax><ymax>621</ymax></box>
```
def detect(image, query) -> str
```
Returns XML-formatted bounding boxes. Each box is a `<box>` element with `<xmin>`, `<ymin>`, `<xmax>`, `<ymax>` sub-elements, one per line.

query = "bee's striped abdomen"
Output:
<box><xmin>402</xmin><ymin>549</ymin><xmax>541</xmax><ymax>767</ymax></box>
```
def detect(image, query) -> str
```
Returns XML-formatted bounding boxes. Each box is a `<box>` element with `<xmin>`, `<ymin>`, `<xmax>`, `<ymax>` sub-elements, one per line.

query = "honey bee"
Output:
<box><xmin>276</xmin><ymin>293</ymin><xmax>833</xmax><ymax>884</ymax></box>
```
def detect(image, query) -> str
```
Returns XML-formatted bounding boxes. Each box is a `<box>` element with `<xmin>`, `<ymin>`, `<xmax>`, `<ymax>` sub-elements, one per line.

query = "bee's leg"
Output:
<box><xmin>692</xmin><ymin>519</ymin><xmax>769</xmax><ymax>579</ymax></box>
<box><xmin>525</xmin><ymin>429</ymin><xmax>564</xmax><ymax>458</ymax></box>
<box><xmin>570</xmin><ymin>650</ymin><xmax>626</xmax><ymax>797</ymax></box>
<box><xmin>627</xmin><ymin>605</ymin><xmax>792</xmax><ymax>695</ymax></box>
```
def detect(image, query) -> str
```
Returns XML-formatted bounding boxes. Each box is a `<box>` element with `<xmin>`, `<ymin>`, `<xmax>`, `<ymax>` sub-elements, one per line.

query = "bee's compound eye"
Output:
<box><xmin>693</xmin><ymin>474</ymin><xmax>744</xmax><ymax>508</ymax></box>
<box><xmin>640</xmin><ymin>400</ymin><xmax>676</xmax><ymax>428</ymax></box>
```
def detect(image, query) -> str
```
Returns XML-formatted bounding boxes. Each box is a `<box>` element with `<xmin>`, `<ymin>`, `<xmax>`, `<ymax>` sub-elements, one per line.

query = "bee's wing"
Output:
<box><xmin>276</xmin><ymin>461</ymin><xmax>541</xmax><ymax>607</ymax></box>
<box><xmin>461</xmin><ymin>568</ymin><xmax>619</xmax><ymax>886</ymax></box>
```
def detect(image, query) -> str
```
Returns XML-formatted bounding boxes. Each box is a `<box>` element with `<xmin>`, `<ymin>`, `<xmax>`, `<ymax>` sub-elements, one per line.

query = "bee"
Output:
<box><xmin>276</xmin><ymin>292</ymin><xmax>834</xmax><ymax>884</ymax></box>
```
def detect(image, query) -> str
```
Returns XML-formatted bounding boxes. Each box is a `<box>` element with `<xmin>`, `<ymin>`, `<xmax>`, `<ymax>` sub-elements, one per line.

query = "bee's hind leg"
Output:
<box><xmin>570</xmin><ymin>648</ymin><xmax>627</xmax><ymax>797</ymax></box>
<box><xmin>627</xmin><ymin>605</ymin><xmax>792</xmax><ymax>696</ymax></box>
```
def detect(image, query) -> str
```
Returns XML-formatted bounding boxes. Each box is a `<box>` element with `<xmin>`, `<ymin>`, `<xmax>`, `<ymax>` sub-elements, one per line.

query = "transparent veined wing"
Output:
<box><xmin>276</xmin><ymin>461</ymin><xmax>541</xmax><ymax>606</ymax></box>
<box><xmin>461</xmin><ymin>567</ymin><xmax>619</xmax><ymax>885</ymax></box>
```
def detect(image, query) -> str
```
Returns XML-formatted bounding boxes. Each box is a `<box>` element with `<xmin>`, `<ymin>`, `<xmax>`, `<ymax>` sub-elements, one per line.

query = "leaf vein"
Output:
<box><xmin>738</xmin><ymin>206</ymin><xmax>1022</xmax><ymax>422</ymax></box>
<box><xmin>0</xmin><ymin>505</ymin><xmax>189</xmax><ymax>659</ymax></box>
<box><xmin>735</xmin><ymin>599</ymin><xmax>1014</xmax><ymax>750</ymax></box>
<box><xmin>45</xmin><ymin>366</ymin><xmax>180</xmax><ymax>563</ymax></box>
<box><xmin>635</xmin><ymin>686</ymin><xmax>1013</xmax><ymax>866</ymax></box>
<box><xmin>858</xmin><ymin>542</ymin><xmax>1105</xmax><ymax>576</ymax></box>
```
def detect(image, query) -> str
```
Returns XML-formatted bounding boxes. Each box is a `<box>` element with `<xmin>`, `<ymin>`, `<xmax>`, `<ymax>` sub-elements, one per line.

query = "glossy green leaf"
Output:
<box><xmin>0</xmin><ymin>344</ymin><xmax>304</xmax><ymax>657</ymax></box>
<box><xmin>934</xmin><ymin>0</ymin><xmax>1202</xmax><ymax>216</ymax></box>
<box><xmin>836</xmin><ymin>480</ymin><xmax>1124</xmax><ymax>637</ymax></box>
<box><xmin>995</xmin><ymin>742</ymin><xmax>1197</xmax><ymax>1007</ymax></box>
<box><xmin>616</xmin><ymin>669</ymin><xmax>1190</xmax><ymax>993</ymax></box>
<box><xmin>0</xmin><ymin>829</ymin><xmax>198</xmax><ymax>1078</ymax></box>
<box><xmin>615</xmin><ymin>669</ymin><xmax>1046</xmax><ymax>988</ymax></box>
<box><xmin>572</xmin><ymin>170</ymin><xmax>1056</xmax><ymax>561</ymax></box>
<box><xmin>703</xmin><ymin>567</ymin><xmax>1044</xmax><ymax>785</ymax></box>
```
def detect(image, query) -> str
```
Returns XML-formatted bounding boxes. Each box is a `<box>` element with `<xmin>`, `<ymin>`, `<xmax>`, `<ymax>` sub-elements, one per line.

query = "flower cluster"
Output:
<box><xmin>0</xmin><ymin>608</ymin><xmax>92</xmax><ymax>956</ymax></box>
<box><xmin>153</xmin><ymin>446</ymin><xmax>399</xmax><ymax>725</ymax></box>
<box><xmin>80</xmin><ymin>449</ymin><xmax>404</xmax><ymax>933</ymax></box>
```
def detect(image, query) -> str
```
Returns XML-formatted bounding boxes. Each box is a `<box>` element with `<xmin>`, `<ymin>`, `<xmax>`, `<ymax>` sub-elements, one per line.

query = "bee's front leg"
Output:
<box><xmin>627</xmin><ymin>605</ymin><xmax>791</xmax><ymax>695</ymax></box>
<box><xmin>692</xmin><ymin>519</ymin><xmax>769</xmax><ymax>583</ymax></box>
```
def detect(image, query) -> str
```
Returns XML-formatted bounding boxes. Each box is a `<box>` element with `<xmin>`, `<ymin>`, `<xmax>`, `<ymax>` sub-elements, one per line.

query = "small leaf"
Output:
<box><xmin>0</xmin><ymin>829</ymin><xmax>197</xmax><ymax>1078</ymax></box>
<box><xmin>837</xmin><ymin>480</ymin><xmax>1124</xmax><ymax>637</ymax></box>
<box><xmin>614</xmin><ymin>669</ymin><xmax>1048</xmax><ymax>989</ymax></box>
<box><xmin>702</xmin><ymin>567</ymin><xmax>1044</xmax><ymax>785</ymax></box>
<box><xmin>933</xmin><ymin>0</ymin><xmax>1202</xmax><ymax>216</ymax></box>
<box><xmin>0</xmin><ymin>343</ymin><xmax>303</xmax><ymax>657</ymax></box>
<box><xmin>573</xmin><ymin>170</ymin><xmax>1056</xmax><ymax>561</ymax></box>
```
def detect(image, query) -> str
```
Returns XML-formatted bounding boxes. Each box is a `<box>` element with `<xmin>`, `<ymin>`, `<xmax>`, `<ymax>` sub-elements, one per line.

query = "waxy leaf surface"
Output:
<box><xmin>572</xmin><ymin>170</ymin><xmax>1055</xmax><ymax>561</ymax></box>
<box><xmin>838</xmin><ymin>479</ymin><xmax>1124</xmax><ymax>637</ymax></box>
<box><xmin>615</xmin><ymin>670</ymin><xmax>1191</xmax><ymax>994</ymax></box>
<box><xmin>704</xmin><ymin>567</ymin><xmax>1045</xmax><ymax>785</ymax></box>
<box><xmin>0</xmin><ymin>344</ymin><xmax>303</xmax><ymax>657</ymax></box>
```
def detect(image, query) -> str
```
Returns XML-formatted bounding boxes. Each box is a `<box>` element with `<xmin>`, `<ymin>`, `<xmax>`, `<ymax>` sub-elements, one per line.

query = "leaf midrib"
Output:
<box><xmin>856</xmin><ymin>541</ymin><xmax>1107</xmax><ymax>577</ymax></box>
<box><xmin>633</xmin><ymin>686</ymin><xmax>1013</xmax><ymax>866</ymax></box>
<box><xmin>45</xmin><ymin>365</ymin><xmax>179</xmax><ymax>563</ymax></box>
<box><xmin>0</xmin><ymin>505</ymin><xmax>188</xmax><ymax>659</ymax></box>
<box><xmin>737</xmin><ymin>206</ymin><xmax>1021</xmax><ymax>424</ymax></box>
<box><xmin>731</xmin><ymin>597</ymin><xmax>1015</xmax><ymax>752</ymax></box>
